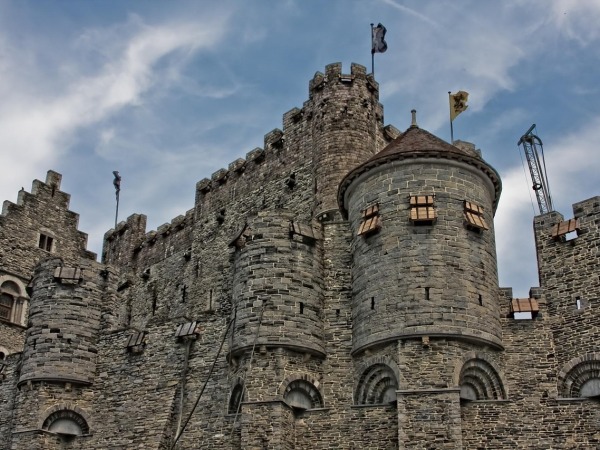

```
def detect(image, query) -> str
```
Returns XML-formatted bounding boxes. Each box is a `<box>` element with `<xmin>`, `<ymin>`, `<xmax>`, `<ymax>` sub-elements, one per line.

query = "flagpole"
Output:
<box><xmin>115</xmin><ymin>192</ymin><xmax>120</xmax><ymax>229</ymax></box>
<box><xmin>370</xmin><ymin>23</ymin><xmax>375</xmax><ymax>76</ymax></box>
<box><xmin>448</xmin><ymin>91</ymin><xmax>454</xmax><ymax>143</ymax></box>
<box><xmin>113</xmin><ymin>171</ymin><xmax>121</xmax><ymax>229</ymax></box>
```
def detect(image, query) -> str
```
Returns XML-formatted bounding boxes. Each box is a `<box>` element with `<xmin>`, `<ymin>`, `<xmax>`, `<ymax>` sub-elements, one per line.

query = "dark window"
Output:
<box><xmin>39</xmin><ymin>233</ymin><xmax>54</xmax><ymax>251</ymax></box>
<box><xmin>0</xmin><ymin>294</ymin><xmax>12</xmax><ymax>320</ymax></box>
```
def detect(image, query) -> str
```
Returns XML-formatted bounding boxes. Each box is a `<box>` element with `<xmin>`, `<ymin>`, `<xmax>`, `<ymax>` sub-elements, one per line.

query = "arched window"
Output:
<box><xmin>459</xmin><ymin>359</ymin><xmax>505</xmax><ymax>401</ymax></box>
<box><xmin>0</xmin><ymin>280</ymin><xmax>22</xmax><ymax>323</ymax></box>
<box><xmin>560</xmin><ymin>359</ymin><xmax>600</xmax><ymax>398</ymax></box>
<box><xmin>355</xmin><ymin>363</ymin><xmax>398</xmax><ymax>405</ymax></box>
<box><xmin>228</xmin><ymin>384</ymin><xmax>245</xmax><ymax>414</ymax></box>
<box><xmin>42</xmin><ymin>410</ymin><xmax>90</xmax><ymax>436</ymax></box>
<box><xmin>283</xmin><ymin>379</ymin><xmax>323</xmax><ymax>410</ymax></box>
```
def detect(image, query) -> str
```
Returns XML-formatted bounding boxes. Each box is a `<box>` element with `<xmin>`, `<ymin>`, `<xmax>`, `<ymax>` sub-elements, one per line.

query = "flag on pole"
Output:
<box><xmin>113</xmin><ymin>171</ymin><xmax>121</xmax><ymax>198</ymax></box>
<box><xmin>449</xmin><ymin>91</ymin><xmax>469</xmax><ymax>121</ymax></box>
<box><xmin>371</xmin><ymin>23</ymin><xmax>387</xmax><ymax>54</ymax></box>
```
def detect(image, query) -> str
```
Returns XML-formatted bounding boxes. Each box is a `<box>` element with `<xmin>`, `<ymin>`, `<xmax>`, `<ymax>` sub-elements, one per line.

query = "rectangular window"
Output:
<box><xmin>0</xmin><ymin>294</ymin><xmax>13</xmax><ymax>321</ymax></box>
<box><xmin>409</xmin><ymin>195</ymin><xmax>436</xmax><ymax>225</ymax></box>
<box><xmin>358</xmin><ymin>204</ymin><xmax>381</xmax><ymax>236</ymax></box>
<box><xmin>125</xmin><ymin>331</ymin><xmax>146</xmax><ymax>352</ymax></box>
<box><xmin>464</xmin><ymin>201</ymin><xmax>488</xmax><ymax>231</ymax></box>
<box><xmin>38</xmin><ymin>233</ymin><xmax>54</xmax><ymax>252</ymax></box>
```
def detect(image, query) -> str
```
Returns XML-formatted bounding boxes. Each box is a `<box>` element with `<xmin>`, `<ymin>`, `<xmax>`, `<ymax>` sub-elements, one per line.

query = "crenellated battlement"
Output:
<box><xmin>104</xmin><ymin>62</ymin><xmax>397</xmax><ymax>274</ymax></box>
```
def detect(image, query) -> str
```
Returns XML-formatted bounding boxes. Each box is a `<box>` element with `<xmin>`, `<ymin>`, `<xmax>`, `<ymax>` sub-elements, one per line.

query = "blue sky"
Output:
<box><xmin>1</xmin><ymin>0</ymin><xmax>599</xmax><ymax>297</ymax></box>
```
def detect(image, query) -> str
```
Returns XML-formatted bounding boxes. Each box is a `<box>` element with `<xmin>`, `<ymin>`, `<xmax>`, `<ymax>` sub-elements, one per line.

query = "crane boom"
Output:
<box><xmin>517</xmin><ymin>124</ymin><xmax>554</xmax><ymax>215</ymax></box>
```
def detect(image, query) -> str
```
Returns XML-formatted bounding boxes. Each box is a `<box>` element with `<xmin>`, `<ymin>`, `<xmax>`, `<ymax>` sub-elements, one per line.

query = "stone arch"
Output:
<box><xmin>457</xmin><ymin>357</ymin><xmax>506</xmax><ymax>401</ymax></box>
<box><xmin>279</xmin><ymin>374</ymin><xmax>323</xmax><ymax>410</ymax></box>
<box><xmin>558</xmin><ymin>353</ymin><xmax>600</xmax><ymax>398</ymax></box>
<box><xmin>0</xmin><ymin>345</ymin><xmax>9</xmax><ymax>359</ymax></box>
<box><xmin>40</xmin><ymin>404</ymin><xmax>90</xmax><ymax>436</ymax></box>
<box><xmin>355</xmin><ymin>362</ymin><xmax>399</xmax><ymax>405</ymax></box>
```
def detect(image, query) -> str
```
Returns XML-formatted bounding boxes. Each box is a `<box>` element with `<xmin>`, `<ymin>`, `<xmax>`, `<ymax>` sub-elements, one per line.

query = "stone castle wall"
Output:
<box><xmin>0</xmin><ymin>62</ymin><xmax>599</xmax><ymax>449</ymax></box>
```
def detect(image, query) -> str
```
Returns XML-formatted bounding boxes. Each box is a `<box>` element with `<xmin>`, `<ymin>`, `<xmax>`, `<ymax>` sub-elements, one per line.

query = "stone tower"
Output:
<box><xmin>339</xmin><ymin>118</ymin><xmax>504</xmax><ymax>449</ymax></box>
<box><xmin>309</xmin><ymin>62</ymin><xmax>383</xmax><ymax>219</ymax></box>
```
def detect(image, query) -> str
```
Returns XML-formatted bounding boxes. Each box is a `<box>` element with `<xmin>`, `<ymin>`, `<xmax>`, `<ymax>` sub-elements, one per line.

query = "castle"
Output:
<box><xmin>1</xmin><ymin>62</ymin><xmax>599</xmax><ymax>449</ymax></box>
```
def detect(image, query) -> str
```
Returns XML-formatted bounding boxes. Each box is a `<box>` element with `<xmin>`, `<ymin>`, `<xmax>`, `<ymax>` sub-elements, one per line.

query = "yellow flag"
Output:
<box><xmin>449</xmin><ymin>91</ymin><xmax>469</xmax><ymax>121</ymax></box>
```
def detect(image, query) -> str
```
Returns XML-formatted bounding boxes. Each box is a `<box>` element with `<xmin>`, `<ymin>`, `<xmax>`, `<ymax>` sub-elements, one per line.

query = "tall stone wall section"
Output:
<box><xmin>534</xmin><ymin>196</ymin><xmax>600</xmax><ymax>376</ymax></box>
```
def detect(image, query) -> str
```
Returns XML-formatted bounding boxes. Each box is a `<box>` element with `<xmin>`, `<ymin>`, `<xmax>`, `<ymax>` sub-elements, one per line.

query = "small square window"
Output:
<box><xmin>358</xmin><ymin>204</ymin><xmax>381</xmax><ymax>236</ymax></box>
<box><xmin>126</xmin><ymin>331</ymin><xmax>146</xmax><ymax>353</ymax></box>
<box><xmin>39</xmin><ymin>233</ymin><xmax>54</xmax><ymax>252</ymax></box>
<box><xmin>409</xmin><ymin>195</ymin><xmax>436</xmax><ymax>225</ymax></box>
<box><xmin>464</xmin><ymin>201</ymin><xmax>488</xmax><ymax>231</ymax></box>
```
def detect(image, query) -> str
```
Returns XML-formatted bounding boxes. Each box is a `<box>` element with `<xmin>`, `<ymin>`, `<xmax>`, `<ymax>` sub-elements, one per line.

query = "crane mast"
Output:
<box><xmin>518</xmin><ymin>124</ymin><xmax>554</xmax><ymax>215</ymax></box>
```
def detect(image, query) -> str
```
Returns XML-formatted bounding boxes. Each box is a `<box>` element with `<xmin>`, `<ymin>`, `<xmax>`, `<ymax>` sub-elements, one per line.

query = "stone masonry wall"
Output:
<box><xmin>534</xmin><ymin>197</ymin><xmax>600</xmax><ymax>378</ymax></box>
<box><xmin>0</xmin><ymin>170</ymin><xmax>95</xmax><ymax>276</ymax></box>
<box><xmin>346</xmin><ymin>159</ymin><xmax>502</xmax><ymax>353</ymax></box>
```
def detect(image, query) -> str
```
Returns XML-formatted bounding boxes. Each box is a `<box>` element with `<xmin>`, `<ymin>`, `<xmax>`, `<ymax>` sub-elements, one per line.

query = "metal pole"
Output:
<box><xmin>115</xmin><ymin>192</ymin><xmax>119</xmax><ymax>229</ymax></box>
<box><xmin>371</xmin><ymin>23</ymin><xmax>375</xmax><ymax>76</ymax></box>
<box><xmin>448</xmin><ymin>91</ymin><xmax>454</xmax><ymax>143</ymax></box>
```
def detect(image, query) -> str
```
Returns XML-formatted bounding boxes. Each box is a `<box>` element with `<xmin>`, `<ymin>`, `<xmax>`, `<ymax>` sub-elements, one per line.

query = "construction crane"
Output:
<box><xmin>517</xmin><ymin>124</ymin><xmax>554</xmax><ymax>215</ymax></box>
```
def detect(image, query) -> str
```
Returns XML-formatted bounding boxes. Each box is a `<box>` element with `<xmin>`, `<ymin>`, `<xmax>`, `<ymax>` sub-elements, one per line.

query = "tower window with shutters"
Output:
<box><xmin>409</xmin><ymin>195</ymin><xmax>436</xmax><ymax>225</ymax></box>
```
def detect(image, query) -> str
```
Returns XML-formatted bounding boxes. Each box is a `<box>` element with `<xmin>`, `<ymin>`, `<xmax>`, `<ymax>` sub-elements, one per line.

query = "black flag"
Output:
<box><xmin>113</xmin><ymin>171</ymin><xmax>121</xmax><ymax>198</ymax></box>
<box><xmin>372</xmin><ymin>23</ymin><xmax>388</xmax><ymax>54</ymax></box>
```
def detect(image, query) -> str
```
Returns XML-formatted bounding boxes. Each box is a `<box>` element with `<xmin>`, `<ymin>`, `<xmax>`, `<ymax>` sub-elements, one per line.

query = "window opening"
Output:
<box><xmin>551</xmin><ymin>218</ymin><xmax>579</xmax><ymax>241</ymax></box>
<box><xmin>425</xmin><ymin>287</ymin><xmax>430</xmax><ymax>300</ymax></box>
<box><xmin>181</xmin><ymin>285</ymin><xmax>187</xmax><ymax>303</ymax></box>
<box><xmin>152</xmin><ymin>287</ymin><xmax>157</xmax><ymax>316</ymax></box>
<box><xmin>371</xmin><ymin>297</ymin><xmax>375</xmax><ymax>310</ymax></box>
<box><xmin>0</xmin><ymin>294</ymin><xmax>13</xmax><ymax>321</ymax></box>
<box><xmin>39</xmin><ymin>233</ymin><xmax>54</xmax><ymax>251</ymax></box>
<box><xmin>358</xmin><ymin>203</ymin><xmax>381</xmax><ymax>236</ymax></box>
<box><xmin>576</xmin><ymin>297</ymin><xmax>582</xmax><ymax>310</ymax></box>
<box><xmin>410</xmin><ymin>195</ymin><xmax>436</xmax><ymax>225</ymax></box>
<box><xmin>464</xmin><ymin>201</ymin><xmax>488</xmax><ymax>232</ymax></box>
<box><xmin>478</xmin><ymin>294</ymin><xmax>483</xmax><ymax>306</ymax></box>
<box><xmin>510</xmin><ymin>298</ymin><xmax>539</xmax><ymax>319</ymax></box>
<box><xmin>299</xmin><ymin>302</ymin><xmax>304</xmax><ymax>314</ymax></box>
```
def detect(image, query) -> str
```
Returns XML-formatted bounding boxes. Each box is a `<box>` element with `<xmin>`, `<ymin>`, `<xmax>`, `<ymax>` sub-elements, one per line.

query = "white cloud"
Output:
<box><xmin>0</xmin><ymin>14</ymin><xmax>229</xmax><ymax>204</ymax></box>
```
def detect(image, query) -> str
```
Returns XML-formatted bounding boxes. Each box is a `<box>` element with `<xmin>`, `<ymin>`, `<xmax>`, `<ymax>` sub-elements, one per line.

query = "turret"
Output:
<box><xmin>229</xmin><ymin>211</ymin><xmax>324</xmax><ymax>357</ymax></box>
<box><xmin>19</xmin><ymin>257</ymin><xmax>106</xmax><ymax>386</ymax></box>
<box><xmin>339</xmin><ymin>119</ymin><xmax>503</xmax><ymax>354</ymax></box>
<box><xmin>308</xmin><ymin>63</ymin><xmax>382</xmax><ymax>219</ymax></box>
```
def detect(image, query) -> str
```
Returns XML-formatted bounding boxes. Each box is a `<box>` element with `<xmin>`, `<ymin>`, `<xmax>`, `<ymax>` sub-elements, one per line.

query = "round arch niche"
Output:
<box><xmin>42</xmin><ymin>409</ymin><xmax>90</xmax><ymax>436</ymax></box>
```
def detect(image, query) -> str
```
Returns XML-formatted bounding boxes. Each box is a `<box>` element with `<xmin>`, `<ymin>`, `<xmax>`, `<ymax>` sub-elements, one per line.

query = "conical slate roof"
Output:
<box><xmin>337</xmin><ymin>124</ymin><xmax>502</xmax><ymax>218</ymax></box>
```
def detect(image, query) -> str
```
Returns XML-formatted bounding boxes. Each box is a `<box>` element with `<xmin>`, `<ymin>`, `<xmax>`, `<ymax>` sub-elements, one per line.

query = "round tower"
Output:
<box><xmin>19</xmin><ymin>257</ymin><xmax>103</xmax><ymax>386</ymax></box>
<box><xmin>309</xmin><ymin>63</ymin><xmax>382</xmax><ymax>219</ymax></box>
<box><xmin>338</xmin><ymin>120</ymin><xmax>503</xmax><ymax>354</ymax></box>
<box><xmin>230</xmin><ymin>211</ymin><xmax>324</xmax><ymax>357</ymax></box>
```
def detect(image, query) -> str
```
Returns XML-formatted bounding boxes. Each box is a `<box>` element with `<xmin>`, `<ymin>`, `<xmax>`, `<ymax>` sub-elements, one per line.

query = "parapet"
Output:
<box><xmin>308</xmin><ymin>62</ymin><xmax>378</xmax><ymax>97</ymax></box>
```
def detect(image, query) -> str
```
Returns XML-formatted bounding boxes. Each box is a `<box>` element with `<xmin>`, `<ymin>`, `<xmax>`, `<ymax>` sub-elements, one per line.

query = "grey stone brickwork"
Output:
<box><xmin>1</xmin><ymin>62</ymin><xmax>600</xmax><ymax>449</ymax></box>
